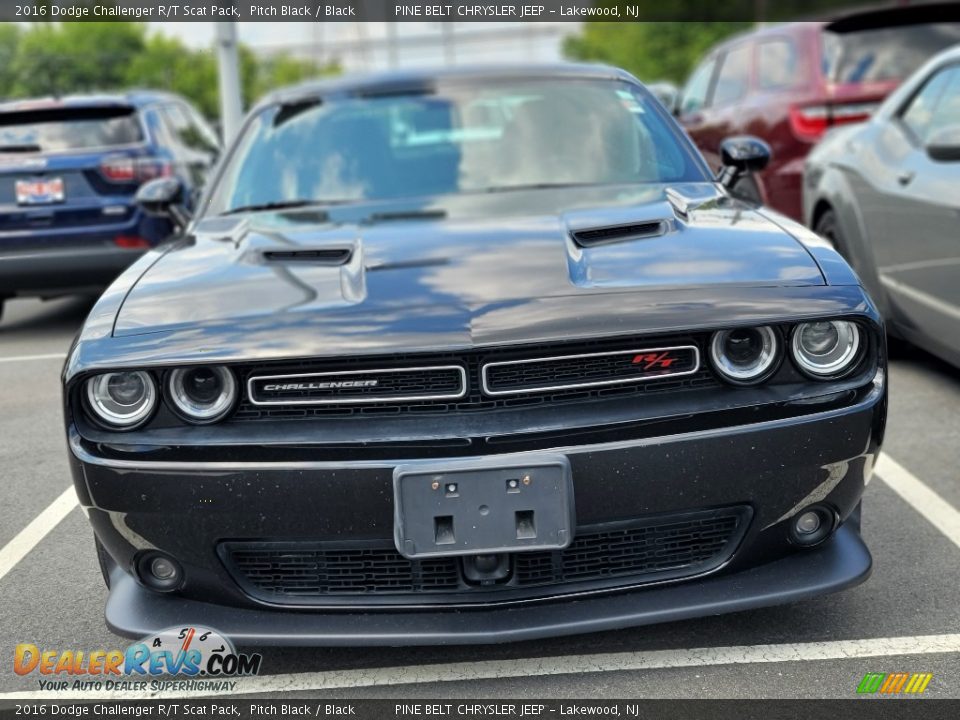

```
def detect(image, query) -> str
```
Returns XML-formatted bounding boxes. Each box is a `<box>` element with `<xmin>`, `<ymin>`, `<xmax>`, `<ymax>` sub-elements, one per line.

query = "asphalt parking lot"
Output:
<box><xmin>1</xmin><ymin>295</ymin><xmax>958</xmax><ymax>700</ymax></box>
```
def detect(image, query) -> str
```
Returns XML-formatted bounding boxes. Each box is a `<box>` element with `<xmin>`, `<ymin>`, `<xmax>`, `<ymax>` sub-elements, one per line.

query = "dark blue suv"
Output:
<box><xmin>0</xmin><ymin>91</ymin><xmax>220</xmax><ymax>321</ymax></box>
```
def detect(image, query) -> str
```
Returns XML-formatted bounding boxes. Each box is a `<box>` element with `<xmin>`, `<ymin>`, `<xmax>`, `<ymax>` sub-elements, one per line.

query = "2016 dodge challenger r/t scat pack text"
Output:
<box><xmin>63</xmin><ymin>65</ymin><xmax>886</xmax><ymax>645</ymax></box>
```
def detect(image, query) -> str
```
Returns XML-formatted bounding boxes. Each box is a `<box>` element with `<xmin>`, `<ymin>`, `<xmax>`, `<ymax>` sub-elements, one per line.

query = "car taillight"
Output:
<box><xmin>114</xmin><ymin>235</ymin><xmax>150</xmax><ymax>249</ymax></box>
<box><xmin>789</xmin><ymin>105</ymin><xmax>830</xmax><ymax>142</ymax></box>
<box><xmin>99</xmin><ymin>155</ymin><xmax>172</xmax><ymax>184</ymax></box>
<box><xmin>789</xmin><ymin>102</ymin><xmax>878</xmax><ymax>142</ymax></box>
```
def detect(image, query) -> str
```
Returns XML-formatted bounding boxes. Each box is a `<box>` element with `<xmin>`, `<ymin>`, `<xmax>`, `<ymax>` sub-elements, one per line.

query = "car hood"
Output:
<box><xmin>105</xmin><ymin>183</ymin><xmax>825</xmax><ymax>354</ymax></box>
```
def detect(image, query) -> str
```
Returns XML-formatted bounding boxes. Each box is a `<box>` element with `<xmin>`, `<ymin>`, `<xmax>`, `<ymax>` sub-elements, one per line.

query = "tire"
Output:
<box><xmin>816</xmin><ymin>208</ymin><xmax>908</xmax><ymax>347</ymax></box>
<box><xmin>813</xmin><ymin>208</ymin><xmax>848</xmax><ymax>258</ymax></box>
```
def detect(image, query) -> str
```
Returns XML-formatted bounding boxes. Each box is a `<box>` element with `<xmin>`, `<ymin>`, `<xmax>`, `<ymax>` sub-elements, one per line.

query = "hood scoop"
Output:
<box><xmin>571</xmin><ymin>220</ymin><xmax>668</xmax><ymax>248</ymax></box>
<box><xmin>260</xmin><ymin>247</ymin><xmax>353</xmax><ymax>265</ymax></box>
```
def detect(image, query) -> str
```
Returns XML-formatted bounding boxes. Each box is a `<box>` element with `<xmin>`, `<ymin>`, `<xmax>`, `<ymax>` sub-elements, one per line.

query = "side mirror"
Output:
<box><xmin>135</xmin><ymin>177</ymin><xmax>192</xmax><ymax>230</ymax></box>
<box><xmin>717</xmin><ymin>136</ymin><xmax>771</xmax><ymax>190</ymax></box>
<box><xmin>926</xmin><ymin>125</ymin><xmax>960</xmax><ymax>162</ymax></box>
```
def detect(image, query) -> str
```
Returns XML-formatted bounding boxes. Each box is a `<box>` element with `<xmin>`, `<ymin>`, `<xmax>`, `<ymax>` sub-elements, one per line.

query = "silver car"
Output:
<box><xmin>804</xmin><ymin>44</ymin><xmax>960</xmax><ymax>368</ymax></box>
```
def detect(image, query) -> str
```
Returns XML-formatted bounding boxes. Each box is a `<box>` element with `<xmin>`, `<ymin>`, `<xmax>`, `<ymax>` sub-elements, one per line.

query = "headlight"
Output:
<box><xmin>791</xmin><ymin>320</ymin><xmax>861</xmax><ymax>377</ymax></box>
<box><xmin>709</xmin><ymin>326</ymin><xmax>780</xmax><ymax>384</ymax></box>
<box><xmin>167</xmin><ymin>366</ymin><xmax>237</xmax><ymax>423</ymax></box>
<box><xmin>85</xmin><ymin>371</ymin><xmax>157</xmax><ymax>429</ymax></box>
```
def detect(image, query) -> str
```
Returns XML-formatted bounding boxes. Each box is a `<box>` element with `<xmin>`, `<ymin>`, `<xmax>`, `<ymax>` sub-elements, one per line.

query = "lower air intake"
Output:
<box><xmin>220</xmin><ymin>506</ymin><xmax>751</xmax><ymax>606</ymax></box>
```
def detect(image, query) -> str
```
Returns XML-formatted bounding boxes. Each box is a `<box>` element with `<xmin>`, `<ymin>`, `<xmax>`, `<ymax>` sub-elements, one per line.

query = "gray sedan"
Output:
<box><xmin>804</xmin><ymin>44</ymin><xmax>960</xmax><ymax>368</ymax></box>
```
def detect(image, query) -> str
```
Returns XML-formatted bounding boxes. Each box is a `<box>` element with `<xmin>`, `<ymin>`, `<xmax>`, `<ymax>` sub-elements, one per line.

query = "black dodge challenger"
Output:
<box><xmin>63</xmin><ymin>65</ymin><xmax>886</xmax><ymax>645</ymax></box>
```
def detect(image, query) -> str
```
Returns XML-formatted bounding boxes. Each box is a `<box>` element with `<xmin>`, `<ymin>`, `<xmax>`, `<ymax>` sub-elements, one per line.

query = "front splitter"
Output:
<box><xmin>105</xmin><ymin>523</ymin><xmax>871</xmax><ymax>647</ymax></box>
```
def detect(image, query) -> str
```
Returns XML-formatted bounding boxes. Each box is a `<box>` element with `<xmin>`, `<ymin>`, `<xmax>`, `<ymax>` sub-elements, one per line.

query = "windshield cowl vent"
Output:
<box><xmin>261</xmin><ymin>248</ymin><xmax>353</xmax><ymax>265</ymax></box>
<box><xmin>572</xmin><ymin>220</ymin><xmax>668</xmax><ymax>248</ymax></box>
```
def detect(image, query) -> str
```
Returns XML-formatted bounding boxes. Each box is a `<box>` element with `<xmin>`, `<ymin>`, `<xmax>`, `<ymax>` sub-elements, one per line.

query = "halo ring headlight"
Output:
<box><xmin>791</xmin><ymin>320</ymin><xmax>861</xmax><ymax>378</ymax></box>
<box><xmin>167</xmin><ymin>366</ymin><xmax>237</xmax><ymax>423</ymax></box>
<box><xmin>85</xmin><ymin>371</ymin><xmax>157</xmax><ymax>429</ymax></box>
<box><xmin>709</xmin><ymin>326</ymin><xmax>780</xmax><ymax>384</ymax></box>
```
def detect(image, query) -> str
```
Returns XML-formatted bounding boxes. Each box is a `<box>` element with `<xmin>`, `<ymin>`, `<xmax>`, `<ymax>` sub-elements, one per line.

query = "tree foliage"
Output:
<box><xmin>0</xmin><ymin>23</ymin><xmax>340</xmax><ymax>119</ymax></box>
<box><xmin>565</xmin><ymin>22</ymin><xmax>751</xmax><ymax>84</ymax></box>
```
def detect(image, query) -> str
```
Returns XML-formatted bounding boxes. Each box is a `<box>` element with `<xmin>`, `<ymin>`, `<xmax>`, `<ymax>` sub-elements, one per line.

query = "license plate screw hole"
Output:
<box><xmin>479</xmin><ymin>504</ymin><xmax>489</xmax><ymax>516</ymax></box>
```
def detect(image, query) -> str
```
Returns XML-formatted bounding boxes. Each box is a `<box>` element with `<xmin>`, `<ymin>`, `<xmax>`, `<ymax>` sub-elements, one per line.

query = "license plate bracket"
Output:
<box><xmin>393</xmin><ymin>456</ymin><xmax>574</xmax><ymax>559</ymax></box>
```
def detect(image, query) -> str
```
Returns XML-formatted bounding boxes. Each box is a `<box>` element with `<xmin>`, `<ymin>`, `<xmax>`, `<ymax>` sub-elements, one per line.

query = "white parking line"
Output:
<box><xmin>876</xmin><ymin>454</ymin><xmax>960</xmax><ymax>550</ymax></box>
<box><xmin>2</xmin><ymin>632</ymin><xmax>959</xmax><ymax>699</ymax></box>
<box><xmin>0</xmin><ymin>487</ymin><xmax>78</xmax><ymax>583</ymax></box>
<box><xmin>0</xmin><ymin>352</ymin><xmax>66</xmax><ymax>364</ymax></box>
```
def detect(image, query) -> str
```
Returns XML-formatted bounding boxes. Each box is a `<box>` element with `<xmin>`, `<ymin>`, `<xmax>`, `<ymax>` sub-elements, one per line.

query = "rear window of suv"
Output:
<box><xmin>0</xmin><ymin>106</ymin><xmax>143</xmax><ymax>153</ymax></box>
<box><xmin>822</xmin><ymin>23</ymin><xmax>960</xmax><ymax>84</ymax></box>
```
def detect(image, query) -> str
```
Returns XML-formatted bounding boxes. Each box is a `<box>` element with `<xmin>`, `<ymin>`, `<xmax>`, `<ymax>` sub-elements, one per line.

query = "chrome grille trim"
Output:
<box><xmin>248</xmin><ymin>365</ymin><xmax>468</xmax><ymax>406</ymax></box>
<box><xmin>481</xmin><ymin>345</ymin><xmax>701</xmax><ymax>397</ymax></box>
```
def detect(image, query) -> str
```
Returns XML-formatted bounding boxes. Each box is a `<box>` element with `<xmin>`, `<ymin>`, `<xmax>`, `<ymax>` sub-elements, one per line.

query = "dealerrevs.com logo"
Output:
<box><xmin>857</xmin><ymin>672</ymin><xmax>933</xmax><ymax>695</ymax></box>
<box><xmin>14</xmin><ymin>626</ymin><xmax>262</xmax><ymax>692</ymax></box>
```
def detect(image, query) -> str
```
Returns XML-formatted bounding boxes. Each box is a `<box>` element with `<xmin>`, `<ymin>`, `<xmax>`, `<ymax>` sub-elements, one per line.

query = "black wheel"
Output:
<box><xmin>817</xmin><ymin>208</ymin><xmax>909</xmax><ymax>347</ymax></box>
<box><xmin>813</xmin><ymin>208</ymin><xmax>848</xmax><ymax>258</ymax></box>
<box><xmin>94</xmin><ymin>537</ymin><xmax>114</xmax><ymax>589</ymax></box>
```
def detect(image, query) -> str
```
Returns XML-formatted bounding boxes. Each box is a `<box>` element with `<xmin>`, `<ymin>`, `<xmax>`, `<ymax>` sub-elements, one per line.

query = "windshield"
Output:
<box><xmin>822</xmin><ymin>23</ymin><xmax>960</xmax><ymax>84</ymax></box>
<box><xmin>206</xmin><ymin>78</ymin><xmax>707</xmax><ymax>215</ymax></box>
<box><xmin>0</xmin><ymin>106</ymin><xmax>143</xmax><ymax>152</ymax></box>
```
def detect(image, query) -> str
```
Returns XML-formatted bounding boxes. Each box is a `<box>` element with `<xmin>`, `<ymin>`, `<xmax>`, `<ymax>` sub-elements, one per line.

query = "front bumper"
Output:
<box><xmin>104</xmin><ymin>521</ymin><xmax>870</xmax><ymax>646</ymax></box>
<box><xmin>70</xmin><ymin>369</ymin><xmax>884</xmax><ymax>645</ymax></box>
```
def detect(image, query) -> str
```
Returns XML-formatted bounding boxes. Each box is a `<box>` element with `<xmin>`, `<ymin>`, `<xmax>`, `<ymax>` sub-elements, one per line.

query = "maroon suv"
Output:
<box><xmin>677</xmin><ymin>6</ymin><xmax>960</xmax><ymax>221</ymax></box>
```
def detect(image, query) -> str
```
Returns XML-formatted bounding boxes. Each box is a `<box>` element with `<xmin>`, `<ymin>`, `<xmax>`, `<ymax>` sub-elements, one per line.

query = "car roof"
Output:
<box><xmin>259</xmin><ymin>63</ymin><xmax>637</xmax><ymax>107</ymax></box>
<box><xmin>0</xmin><ymin>90</ymin><xmax>184</xmax><ymax>114</ymax></box>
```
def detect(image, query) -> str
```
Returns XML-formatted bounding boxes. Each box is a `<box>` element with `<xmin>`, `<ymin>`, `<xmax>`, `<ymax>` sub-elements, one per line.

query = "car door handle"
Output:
<box><xmin>897</xmin><ymin>171</ymin><xmax>915</xmax><ymax>186</ymax></box>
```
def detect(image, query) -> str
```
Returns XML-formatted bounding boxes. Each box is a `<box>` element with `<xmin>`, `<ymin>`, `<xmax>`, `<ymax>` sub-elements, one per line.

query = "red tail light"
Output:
<box><xmin>789</xmin><ymin>105</ymin><xmax>830</xmax><ymax>142</ymax></box>
<box><xmin>100</xmin><ymin>156</ymin><xmax>172</xmax><ymax>184</ymax></box>
<box><xmin>114</xmin><ymin>235</ymin><xmax>151</xmax><ymax>249</ymax></box>
<box><xmin>789</xmin><ymin>102</ymin><xmax>878</xmax><ymax>142</ymax></box>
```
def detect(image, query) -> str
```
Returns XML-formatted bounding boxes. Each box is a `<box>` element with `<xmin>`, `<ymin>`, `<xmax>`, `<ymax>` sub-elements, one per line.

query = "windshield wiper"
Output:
<box><xmin>476</xmin><ymin>183</ymin><xmax>591</xmax><ymax>194</ymax></box>
<box><xmin>222</xmin><ymin>199</ymin><xmax>354</xmax><ymax>216</ymax></box>
<box><xmin>0</xmin><ymin>143</ymin><xmax>42</xmax><ymax>153</ymax></box>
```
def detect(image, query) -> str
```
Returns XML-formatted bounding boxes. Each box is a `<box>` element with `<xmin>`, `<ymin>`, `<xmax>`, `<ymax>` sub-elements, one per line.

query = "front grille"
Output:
<box><xmin>482</xmin><ymin>345</ymin><xmax>699</xmax><ymax>396</ymax></box>
<box><xmin>220</xmin><ymin>506</ymin><xmax>750</xmax><ymax>606</ymax></box>
<box><xmin>248</xmin><ymin>366</ymin><xmax>466</xmax><ymax>405</ymax></box>
<box><xmin>231</xmin><ymin>333</ymin><xmax>718</xmax><ymax>421</ymax></box>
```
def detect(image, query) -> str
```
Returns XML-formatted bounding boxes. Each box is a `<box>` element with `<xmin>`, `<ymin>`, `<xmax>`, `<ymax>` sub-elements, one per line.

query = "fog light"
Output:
<box><xmin>788</xmin><ymin>505</ymin><xmax>837</xmax><ymax>547</ymax></box>
<box><xmin>795</xmin><ymin>511</ymin><xmax>821</xmax><ymax>535</ymax></box>
<box><xmin>136</xmin><ymin>552</ymin><xmax>183</xmax><ymax>592</ymax></box>
<box><xmin>150</xmin><ymin>556</ymin><xmax>177</xmax><ymax>580</ymax></box>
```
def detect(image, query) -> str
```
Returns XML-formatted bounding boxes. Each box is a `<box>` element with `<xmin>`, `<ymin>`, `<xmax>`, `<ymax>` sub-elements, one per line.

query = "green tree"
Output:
<box><xmin>253</xmin><ymin>53</ymin><xmax>340</xmax><ymax>101</ymax></box>
<box><xmin>0</xmin><ymin>24</ymin><xmax>22</xmax><ymax>98</ymax></box>
<box><xmin>8</xmin><ymin>22</ymin><xmax>145</xmax><ymax>97</ymax></box>
<box><xmin>0</xmin><ymin>20</ymin><xmax>340</xmax><ymax>120</ymax></box>
<box><xmin>565</xmin><ymin>22</ymin><xmax>751</xmax><ymax>84</ymax></box>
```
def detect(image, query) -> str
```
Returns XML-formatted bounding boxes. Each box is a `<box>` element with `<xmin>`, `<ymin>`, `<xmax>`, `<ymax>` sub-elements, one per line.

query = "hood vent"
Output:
<box><xmin>572</xmin><ymin>220</ymin><xmax>668</xmax><ymax>248</ymax></box>
<box><xmin>261</xmin><ymin>248</ymin><xmax>353</xmax><ymax>265</ymax></box>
